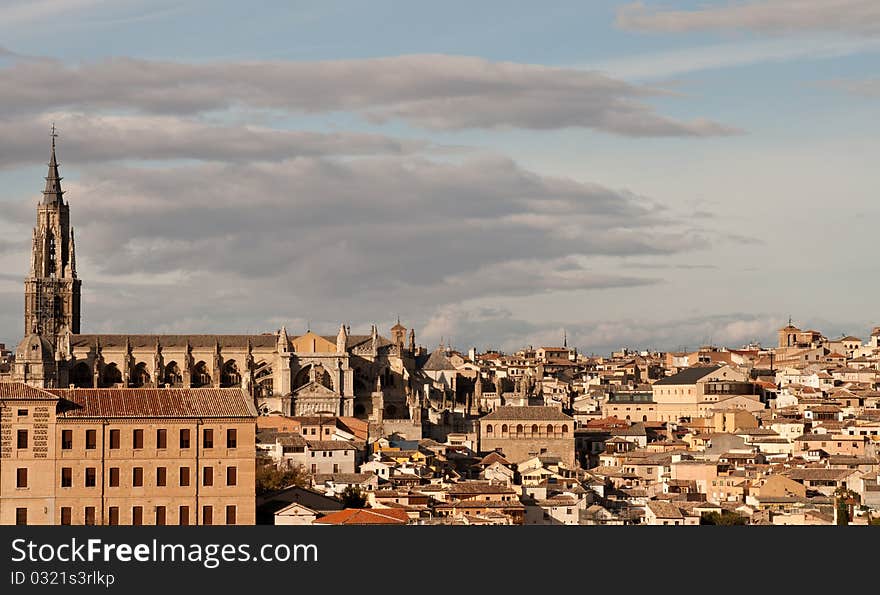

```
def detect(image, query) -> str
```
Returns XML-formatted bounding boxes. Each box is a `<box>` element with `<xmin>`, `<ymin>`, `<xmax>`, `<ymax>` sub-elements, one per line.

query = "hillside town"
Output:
<box><xmin>2</xmin><ymin>138</ymin><xmax>880</xmax><ymax>526</ymax></box>
<box><xmin>252</xmin><ymin>325</ymin><xmax>880</xmax><ymax>526</ymax></box>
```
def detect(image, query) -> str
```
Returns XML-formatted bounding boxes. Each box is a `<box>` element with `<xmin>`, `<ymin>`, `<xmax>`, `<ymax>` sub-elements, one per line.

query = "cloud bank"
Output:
<box><xmin>0</xmin><ymin>54</ymin><xmax>736</xmax><ymax>136</ymax></box>
<box><xmin>617</xmin><ymin>1</ymin><xmax>880</xmax><ymax>36</ymax></box>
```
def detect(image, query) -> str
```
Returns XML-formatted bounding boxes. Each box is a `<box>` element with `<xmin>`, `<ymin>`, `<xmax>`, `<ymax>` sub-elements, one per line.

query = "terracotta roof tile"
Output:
<box><xmin>314</xmin><ymin>508</ymin><xmax>409</xmax><ymax>525</ymax></box>
<box><xmin>482</xmin><ymin>406</ymin><xmax>573</xmax><ymax>422</ymax></box>
<box><xmin>0</xmin><ymin>382</ymin><xmax>59</xmax><ymax>401</ymax></box>
<box><xmin>47</xmin><ymin>388</ymin><xmax>258</xmax><ymax>418</ymax></box>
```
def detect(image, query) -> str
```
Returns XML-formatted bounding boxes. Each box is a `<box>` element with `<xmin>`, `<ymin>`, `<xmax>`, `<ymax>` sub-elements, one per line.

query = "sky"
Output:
<box><xmin>0</xmin><ymin>0</ymin><xmax>878</xmax><ymax>355</ymax></box>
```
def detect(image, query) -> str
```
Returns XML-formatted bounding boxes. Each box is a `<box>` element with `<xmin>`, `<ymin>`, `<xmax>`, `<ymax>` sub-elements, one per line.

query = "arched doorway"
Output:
<box><xmin>164</xmin><ymin>361</ymin><xmax>182</xmax><ymax>387</ymax></box>
<box><xmin>192</xmin><ymin>361</ymin><xmax>211</xmax><ymax>387</ymax></box>
<box><xmin>254</xmin><ymin>362</ymin><xmax>272</xmax><ymax>397</ymax></box>
<box><xmin>131</xmin><ymin>362</ymin><xmax>151</xmax><ymax>388</ymax></box>
<box><xmin>221</xmin><ymin>360</ymin><xmax>241</xmax><ymax>388</ymax></box>
<box><xmin>69</xmin><ymin>362</ymin><xmax>92</xmax><ymax>388</ymax></box>
<box><xmin>102</xmin><ymin>363</ymin><xmax>122</xmax><ymax>387</ymax></box>
<box><xmin>293</xmin><ymin>364</ymin><xmax>332</xmax><ymax>391</ymax></box>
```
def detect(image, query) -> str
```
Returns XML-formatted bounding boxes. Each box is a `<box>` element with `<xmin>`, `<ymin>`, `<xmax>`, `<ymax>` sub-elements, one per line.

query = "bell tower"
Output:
<box><xmin>24</xmin><ymin>127</ymin><xmax>81</xmax><ymax>339</ymax></box>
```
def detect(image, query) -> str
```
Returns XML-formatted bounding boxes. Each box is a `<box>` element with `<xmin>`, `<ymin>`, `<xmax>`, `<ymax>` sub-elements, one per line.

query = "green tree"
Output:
<box><xmin>255</xmin><ymin>460</ymin><xmax>310</xmax><ymax>496</ymax></box>
<box><xmin>341</xmin><ymin>485</ymin><xmax>367</xmax><ymax>508</ymax></box>
<box><xmin>700</xmin><ymin>511</ymin><xmax>748</xmax><ymax>526</ymax></box>
<box><xmin>834</xmin><ymin>487</ymin><xmax>858</xmax><ymax>526</ymax></box>
<box><xmin>836</xmin><ymin>498</ymin><xmax>850</xmax><ymax>525</ymax></box>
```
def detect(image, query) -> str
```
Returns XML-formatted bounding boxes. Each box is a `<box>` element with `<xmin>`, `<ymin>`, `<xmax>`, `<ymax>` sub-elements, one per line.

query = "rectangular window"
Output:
<box><xmin>109</xmin><ymin>467</ymin><xmax>120</xmax><ymax>487</ymax></box>
<box><xmin>156</xmin><ymin>467</ymin><xmax>167</xmax><ymax>487</ymax></box>
<box><xmin>60</xmin><ymin>507</ymin><xmax>71</xmax><ymax>525</ymax></box>
<box><xmin>109</xmin><ymin>429</ymin><xmax>120</xmax><ymax>449</ymax></box>
<box><xmin>16</xmin><ymin>508</ymin><xmax>27</xmax><ymax>526</ymax></box>
<box><xmin>17</xmin><ymin>409</ymin><xmax>28</xmax><ymax>416</ymax></box>
<box><xmin>155</xmin><ymin>506</ymin><xmax>166</xmax><ymax>526</ymax></box>
<box><xmin>226</xmin><ymin>506</ymin><xmax>236</xmax><ymax>525</ymax></box>
<box><xmin>108</xmin><ymin>507</ymin><xmax>119</xmax><ymax>526</ymax></box>
<box><xmin>203</xmin><ymin>466</ymin><xmax>213</xmax><ymax>487</ymax></box>
<box><xmin>156</xmin><ymin>429</ymin><xmax>167</xmax><ymax>449</ymax></box>
<box><xmin>203</xmin><ymin>429</ymin><xmax>214</xmax><ymax>449</ymax></box>
<box><xmin>84</xmin><ymin>507</ymin><xmax>96</xmax><ymax>526</ymax></box>
<box><xmin>85</xmin><ymin>429</ymin><xmax>97</xmax><ymax>450</ymax></box>
<box><xmin>333</xmin><ymin>464</ymin><xmax>339</xmax><ymax>473</ymax></box>
<box><xmin>227</xmin><ymin>429</ymin><xmax>237</xmax><ymax>448</ymax></box>
<box><xmin>132</xmin><ymin>506</ymin><xmax>143</xmax><ymax>526</ymax></box>
<box><xmin>61</xmin><ymin>429</ymin><xmax>72</xmax><ymax>449</ymax></box>
<box><xmin>179</xmin><ymin>429</ymin><xmax>190</xmax><ymax>449</ymax></box>
<box><xmin>16</xmin><ymin>468</ymin><xmax>28</xmax><ymax>488</ymax></box>
<box><xmin>226</xmin><ymin>466</ymin><xmax>237</xmax><ymax>486</ymax></box>
<box><xmin>133</xmin><ymin>429</ymin><xmax>144</xmax><ymax>449</ymax></box>
<box><xmin>179</xmin><ymin>506</ymin><xmax>189</xmax><ymax>526</ymax></box>
<box><xmin>202</xmin><ymin>506</ymin><xmax>213</xmax><ymax>526</ymax></box>
<box><xmin>179</xmin><ymin>467</ymin><xmax>190</xmax><ymax>487</ymax></box>
<box><xmin>133</xmin><ymin>467</ymin><xmax>143</xmax><ymax>487</ymax></box>
<box><xmin>61</xmin><ymin>467</ymin><xmax>72</xmax><ymax>488</ymax></box>
<box><xmin>17</xmin><ymin>429</ymin><xmax>28</xmax><ymax>449</ymax></box>
<box><xmin>311</xmin><ymin>464</ymin><xmax>317</xmax><ymax>474</ymax></box>
<box><xmin>85</xmin><ymin>467</ymin><xmax>96</xmax><ymax>487</ymax></box>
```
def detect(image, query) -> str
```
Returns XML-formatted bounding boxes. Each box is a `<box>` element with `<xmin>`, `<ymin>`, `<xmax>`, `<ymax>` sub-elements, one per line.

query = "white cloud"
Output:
<box><xmin>0</xmin><ymin>113</ymin><xmax>433</xmax><ymax>168</ymax></box>
<box><xmin>588</xmin><ymin>35</ymin><xmax>880</xmax><ymax>80</ymax></box>
<box><xmin>418</xmin><ymin>306</ymin><xmax>871</xmax><ymax>356</ymax></box>
<box><xmin>0</xmin><ymin>151</ymin><xmax>711</xmax><ymax>340</ymax></box>
<box><xmin>0</xmin><ymin>54</ymin><xmax>737</xmax><ymax>136</ymax></box>
<box><xmin>821</xmin><ymin>78</ymin><xmax>880</xmax><ymax>97</ymax></box>
<box><xmin>617</xmin><ymin>1</ymin><xmax>880</xmax><ymax>36</ymax></box>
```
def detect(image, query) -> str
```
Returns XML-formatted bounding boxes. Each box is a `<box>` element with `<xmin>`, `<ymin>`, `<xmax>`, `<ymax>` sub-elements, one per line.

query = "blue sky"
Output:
<box><xmin>1</xmin><ymin>0</ymin><xmax>878</xmax><ymax>354</ymax></box>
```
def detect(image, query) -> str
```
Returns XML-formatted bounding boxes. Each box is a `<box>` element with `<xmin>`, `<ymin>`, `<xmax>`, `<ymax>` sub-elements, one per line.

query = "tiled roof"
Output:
<box><xmin>647</xmin><ymin>500</ymin><xmax>684</xmax><ymax>519</ymax></box>
<box><xmin>277</xmin><ymin>433</ymin><xmax>308</xmax><ymax>447</ymax></box>
<box><xmin>447</xmin><ymin>481</ymin><xmax>517</xmax><ymax>495</ymax></box>
<box><xmin>72</xmin><ymin>334</ymin><xmax>277</xmax><ymax>350</ymax></box>
<box><xmin>423</xmin><ymin>348</ymin><xmax>457</xmax><ymax>371</ymax></box>
<box><xmin>307</xmin><ymin>440</ymin><xmax>358</xmax><ymax>451</ymax></box>
<box><xmin>314</xmin><ymin>472</ymin><xmax>374</xmax><ymax>484</ymax></box>
<box><xmin>784</xmin><ymin>468</ymin><xmax>855</xmax><ymax>481</ymax></box>
<box><xmin>655</xmin><ymin>365</ymin><xmax>725</xmax><ymax>386</ymax></box>
<box><xmin>47</xmin><ymin>388</ymin><xmax>258</xmax><ymax>418</ymax></box>
<box><xmin>313</xmin><ymin>508</ymin><xmax>409</xmax><ymax>525</ymax></box>
<box><xmin>481</xmin><ymin>406</ymin><xmax>573</xmax><ymax>422</ymax></box>
<box><xmin>0</xmin><ymin>382</ymin><xmax>59</xmax><ymax>401</ymax></box>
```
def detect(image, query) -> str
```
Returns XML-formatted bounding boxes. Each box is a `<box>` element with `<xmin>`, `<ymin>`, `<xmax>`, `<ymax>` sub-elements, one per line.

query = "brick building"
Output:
<box><xmin>479</xmin><ymin>406</ymin><xmax>575</xmax><ymax>466</ymax></box>
<box><xmin>1</xmin><ymin>383</ymin><xmax>257</xmax><ymax>525</ymax></box>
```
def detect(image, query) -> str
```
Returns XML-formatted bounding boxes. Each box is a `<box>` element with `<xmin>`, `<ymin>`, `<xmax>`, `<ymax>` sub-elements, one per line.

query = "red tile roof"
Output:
<box><xmin>0</xmin><ymin>382</ymin><xmax>59</xmax><ymax>401</ymax></box>
<box><xmin>313</xmin><ymin>508</ymin><xmax>409</xmax><ymax>525</ymax></box>
<box><xmin>47</xmin><ymin>388</ymin><xmax>258</xmax><ymax>419</ymax></box>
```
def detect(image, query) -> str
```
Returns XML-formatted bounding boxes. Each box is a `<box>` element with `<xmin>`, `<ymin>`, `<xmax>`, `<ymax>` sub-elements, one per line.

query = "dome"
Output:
<box><xmin>15</xmin><ymin>333</ymin><xmax>55</xmax><ymax>362</ymax></box>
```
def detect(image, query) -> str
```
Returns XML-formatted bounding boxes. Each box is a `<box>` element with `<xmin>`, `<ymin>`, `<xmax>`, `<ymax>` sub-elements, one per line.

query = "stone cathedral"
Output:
<box><xmin>5</xmin><ymin>137</ymin><xmax>426</xmax><ymax>429</ymax></box>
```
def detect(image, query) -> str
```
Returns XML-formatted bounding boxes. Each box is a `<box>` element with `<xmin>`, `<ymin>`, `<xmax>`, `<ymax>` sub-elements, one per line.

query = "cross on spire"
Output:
<box><xmin>42</xmin><ymin>124</ymin><xmax>64</xmax><ymax>205</ymax></box>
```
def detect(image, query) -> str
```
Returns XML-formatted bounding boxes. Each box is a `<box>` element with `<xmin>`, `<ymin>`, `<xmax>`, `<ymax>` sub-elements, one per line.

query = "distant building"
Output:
<box><xmin>0</xmin><ymin>383</ymin><xmax>257</xmax><ymax>525</ymax></box>
<box><xmin>479</xmin><ymin>406</ymin><xmax>575</xmax><ymax>466</ymax></box>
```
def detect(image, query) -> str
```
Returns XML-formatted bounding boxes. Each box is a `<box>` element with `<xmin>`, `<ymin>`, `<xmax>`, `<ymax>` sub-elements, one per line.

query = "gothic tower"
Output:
<box><xmin>24</xmin><ymin>130</ymin><xmax>81</xmax><ymax>339</ymax></box>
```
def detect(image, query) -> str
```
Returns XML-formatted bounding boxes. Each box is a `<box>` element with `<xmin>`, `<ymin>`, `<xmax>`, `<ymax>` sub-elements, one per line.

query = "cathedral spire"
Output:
<box><xmin>26</xmin><ymin>127</ymin><xmax>82</xmax><ymax>337</ymax></box>
<box><xmin>68</xmin><ymin>227</ymin><xmax>77</xmax><ymax>277</ymax></box>
<box><xmin>42</xmin><ymin>125</ymin><xmax>64</xmax><ymax>206</ymax></box>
